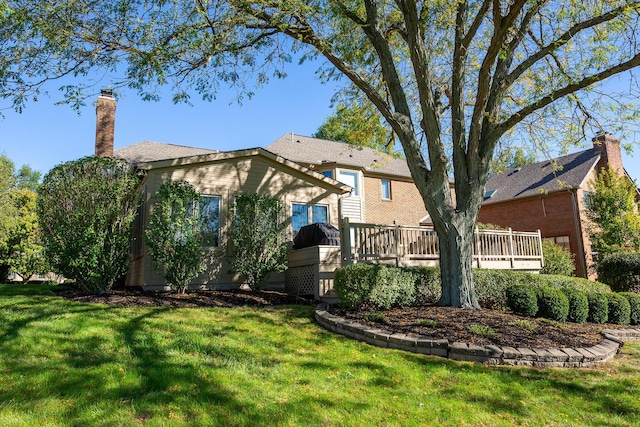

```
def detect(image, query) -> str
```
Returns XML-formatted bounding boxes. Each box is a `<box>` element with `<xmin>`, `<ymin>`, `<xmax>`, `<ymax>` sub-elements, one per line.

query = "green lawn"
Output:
<box><xmin>1</xmin><ymin>284</ymin><xmax>639</xmax><ymax>426</ymax></box>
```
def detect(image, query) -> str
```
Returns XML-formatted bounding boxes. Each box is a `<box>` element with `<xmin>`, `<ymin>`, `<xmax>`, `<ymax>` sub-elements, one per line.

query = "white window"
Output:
<box><xmin>200</xmin><ymin>195</ymin><xmax>220</xmax><ymax>247</ymax></box>
<box><xmin>292</xmin><ymin>203</ymin><xmax>329</xmax><ymax>233</ymax></box>
<box><xmin>337</xmin><ymin>170</ymin><xmax>360</xmax><ymax>196</ymax></box>
<box><xmin>381</xmin><ymin>179</ymin><xmax>391</xmax><ymax>200</ymax></box>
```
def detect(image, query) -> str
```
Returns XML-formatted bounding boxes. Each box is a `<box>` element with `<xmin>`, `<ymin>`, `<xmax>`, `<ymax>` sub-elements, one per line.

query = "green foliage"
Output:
<box><xmin>511</xmin><ymin>319</ymin><xmax>538</xmax><ymax>332</ymax></box>
<box><xmin>405</xmin><ymin>266</ymin><xmax>610</xmax><ymax>310</ymax></box>
<box><xmin>587</xmin><ymin>167</ymin><xmax>640</xmax><ymax>256</ymax></box>
<box><xmin>334</xmin><ymin>263</ymin><xmax>416</xmax><ymax>310</ymax></box>
<box><xmin>490</xmin><ymin>146</ymin><xmax>538</xmax><ymax>174</ymax></box>
<box><xmin>145</xmin><ymin>180</ymin><xmax>206</xmax><ymax>293</ymax></box>
<box><xmin>607</xmin><ymin>293</ymin><xmax>631</xmax><ymax>325</ymax></box>
<box><xmin>535</xmin><ymin>286</ymin><xmax>569</xmax><ymax>322</ymax></box>
<box><xmin>561</xmin><ymin>288</ymin><xmax>589</xmax><ymax>324</ymax></box>
<box><xmin>587</xmin><ymin>293</ymin><xmax>609</xmax><ymax>324</ymax></box>
<box><xmin>619</xmin><ymin>292</ymin><xmax>640</xmax><ymax>325</ymax></box>
<box><xmin>37</xmin><ymin>156</ymin><xmax>141</xmax><ymax>294</ymax></box>
<box><xmin>468</xmin><ymin>324</ymin><xmax>496</xmax><ymax>338</ymax></box>
<box><xmin>229</xmin><ymin>193</ymin><xmax>288</xmax><ymax>291</ymax></box>
<box><xmin>540</xmin><ymin>240</ymin><xmax>575</xmax><ymax>276</ymax></box>
<box><xmin>416</xmin><ymin>318</ymin><xmax>438</xmax><ymax>328</ymax></box>
<box><xmin>405</xmin><ymin>266</ymin><xmax>441</xmax><ymax>304</ymax></box>
<box><xmin>363</xmin><ymin>312</ymin><xmax>385</xmax><ymax>322</ymax></box>
<box><xmin>597</xmin><ymin>252</ymin><xmax>640</xmax><ymax>293</ymax></box>
<box><xmin>14</xmin><ymin>164</ymin><xmax>41</xmax><ymax>192</ymax></box>
<box><xmin>505</xmin><ymin>285</ymin><xmax>538</xmax><ymax>317</ymax></box>
<box><xmin>313</xmin><ymin>102</ymin><xmax>397</xmax><ymax>155</ymax></box>
<box><xmin>5</xmin><ymin>188</ymin><xmax>49</xmax><ymax>282</ymax></box>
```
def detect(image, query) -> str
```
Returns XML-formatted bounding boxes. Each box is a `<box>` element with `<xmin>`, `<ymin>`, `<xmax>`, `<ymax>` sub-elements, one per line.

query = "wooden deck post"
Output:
<box><xmin>341</xmin><ymin>217</ymin><xmax>352</xmax><ymax>267</ymax></box>
<box><xmin>508</xmin><ymin>227</ymin><xmax>516</xmax><ymax>269</ymax></box>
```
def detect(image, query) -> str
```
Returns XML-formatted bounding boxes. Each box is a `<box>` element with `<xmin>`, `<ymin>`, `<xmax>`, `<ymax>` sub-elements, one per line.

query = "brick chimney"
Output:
<box><xmin>592</xmin><ymin>131</ymin><xmax>624</xmax><ymax>176</ymax></box>
<box><xmin>95</xmin><ymin>89</ymin><xmax>116</xmax><ymax>158</ymax></box>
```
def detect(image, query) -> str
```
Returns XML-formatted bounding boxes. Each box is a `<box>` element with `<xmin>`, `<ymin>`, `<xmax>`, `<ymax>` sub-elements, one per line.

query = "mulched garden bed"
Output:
<box><xmin>54</xmin><ymin>285</ymin><xmax>629</xmax><ymax>350</ymax></box>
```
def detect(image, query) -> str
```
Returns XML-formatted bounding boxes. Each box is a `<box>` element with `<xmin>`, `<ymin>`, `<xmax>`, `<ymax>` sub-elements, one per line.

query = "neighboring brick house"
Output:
<box><xmin>477</xmin><ymin>132</ymin><xmax>635</xmax><ymax>278</ymax></box>
<box><xmin>267</xmin><ymin>134</ymin><xmax>432</xmax><ymax>226</ymax></box>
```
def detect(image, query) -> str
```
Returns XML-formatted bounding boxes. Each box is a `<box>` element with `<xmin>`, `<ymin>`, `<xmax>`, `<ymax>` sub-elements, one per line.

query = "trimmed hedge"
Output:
<box><xmin>505</xmin><ymin>285</ymin><xmax>538</xmax><ymax>317</ymax></box>
<box><xmin>334</xmin><ymin>263</ymin><xmax>416</xmax><ymax>309</ymax></box>
<box><xmin>587</xmin><ymin>293</ymin><xmax>609</xmax><ymax>324</ymax></box>
<box><xmin>607</xmin><ymin>293</ymin><xmax>631</xmax><ymax>325</ymax></box>
<box><xmin>406</xmin><ymin>266</ymin><xmax>441</xmax><ymax>305</ymax></box>
<box><xmin>561</xmin><ymin>288</ymin><xmax>589</xmax><ymax>324</ymax></box>
<box><xmin>620</xmin><ymin>292</ymin><xmax>640</xmax><ymax>325</ymax></box>
<box><xmin>597</xmin><ymin>252</ymin><xmax>640</xmax><ymax>293</ymax></box>
<box><xmin>536</xmin><ymin>286</ymin><xmax>569</xmax><ymax>322</ymax></box>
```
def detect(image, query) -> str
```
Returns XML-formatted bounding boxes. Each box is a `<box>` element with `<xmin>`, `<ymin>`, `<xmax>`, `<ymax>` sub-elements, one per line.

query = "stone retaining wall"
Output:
<box><xmin>314</xmin><ymin>304</ymin><xmax>640</xmax><ymax>368</ymax></box>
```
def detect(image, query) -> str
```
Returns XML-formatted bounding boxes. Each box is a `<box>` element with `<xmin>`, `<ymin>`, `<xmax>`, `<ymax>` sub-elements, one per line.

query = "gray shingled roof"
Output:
<box><xmin>115</xmin><ymin>141</ymin><xmax>218</xmax><ymax>164</ymax></box>
<box><xmin>482</xmin><ymin>149</ymin><xmax>601</xmax><ymax>204</ymax></box>
<box><xmin>266</xmin><ymin>134</ymin><xmax>413</xmax><ymax>178</ymax></box>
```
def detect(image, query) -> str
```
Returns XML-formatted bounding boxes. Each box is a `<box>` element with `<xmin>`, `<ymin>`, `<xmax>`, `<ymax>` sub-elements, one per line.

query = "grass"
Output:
<box><xmin>511</xmin><ymin>319</ymin><xmax>539</xmax><ymax>332</ymax></box>
<box><xmin>416</xmin><ymin>318</ymin><xmax>438</xmax><ymax>328</ymax></box>
<box><xmin>1</xmin><ymin>284</ymin><xmax>640</xmax><ymax>426</ymax></box>
<box><xmin>363</xmin><ymin>312</ymin><xmax>386</xmax><ymax>322</ymax></box>
<box><xmin>468</xmin><ymin>324</ymin><xmax>496</xmax><ymax>338</ymax></box>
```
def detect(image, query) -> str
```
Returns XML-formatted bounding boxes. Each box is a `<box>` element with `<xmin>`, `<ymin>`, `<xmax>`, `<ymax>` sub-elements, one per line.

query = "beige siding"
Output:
<box><xmin>128</xmin><ymin>154</ymin><xmax>342</xmax><ymax>290</ymax></box>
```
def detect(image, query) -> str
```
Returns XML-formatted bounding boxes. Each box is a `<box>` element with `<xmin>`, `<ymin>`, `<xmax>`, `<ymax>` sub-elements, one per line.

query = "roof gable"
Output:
<box><xmin>266</xmin><ymin>133</ymin><xmax>412</xmax><ymax>178</ymax></box>
<box><xmin>483</xmin><ymin>149</ymin><xmax>601</xmax><ymax>204</ymax></box>
<box><xmin>115</xmin><ymin>141</ymin><xmax>351</xmax><ymax>194</ymax></box>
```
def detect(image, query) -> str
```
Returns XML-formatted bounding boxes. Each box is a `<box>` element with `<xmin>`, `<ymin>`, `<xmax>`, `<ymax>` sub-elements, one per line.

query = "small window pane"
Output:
<box><xmin>312</xmin><ymin>205</ymin><xmax>328</xmax><ymax>224</ymax></box>
<box><xmin>292</xmin><ymin>203</ymin><xmax>309</xmax><ymax>232</ymax></box>
<box><xmin>381</xmin><ymin>179</ymin><xmax>391</xmax><ymax>200</ymax></box>
<box><xmin>321</xmin><ymin>170</ymin><xmax>333</xmax><ymax>179</ymax></box>
<box><xmin>201</xmin><ymin>196</ymin><xmax>220</xmax><ymax>247</ymax></box>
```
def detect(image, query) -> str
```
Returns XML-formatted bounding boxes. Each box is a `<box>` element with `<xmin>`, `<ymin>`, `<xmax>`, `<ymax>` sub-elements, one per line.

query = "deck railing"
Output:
<box><xmin>340</xmin><ymin>219</ymin><xmax>544</xmax><ymax>271</ymax></box>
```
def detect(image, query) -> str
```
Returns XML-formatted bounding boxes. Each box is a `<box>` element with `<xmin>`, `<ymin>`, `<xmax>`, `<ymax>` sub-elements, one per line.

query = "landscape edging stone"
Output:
<box><xmin>314</xmin><ymin>304</ymin><xmax>640</xmax><ymax>367</ymax></box>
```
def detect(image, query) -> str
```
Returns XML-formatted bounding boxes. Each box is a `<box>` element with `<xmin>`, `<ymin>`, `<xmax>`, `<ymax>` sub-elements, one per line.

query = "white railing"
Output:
<box><xmin>340</xmin><ymin>219</ymin><xmax>544</xmax><ymax>271</ymax></box>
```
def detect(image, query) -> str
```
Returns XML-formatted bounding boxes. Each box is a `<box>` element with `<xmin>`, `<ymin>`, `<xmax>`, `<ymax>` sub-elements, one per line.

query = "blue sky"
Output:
<box><xmin>1</xmin><ymin>61</ymin><xmax>639</xmax><ymax>183</ymax></box>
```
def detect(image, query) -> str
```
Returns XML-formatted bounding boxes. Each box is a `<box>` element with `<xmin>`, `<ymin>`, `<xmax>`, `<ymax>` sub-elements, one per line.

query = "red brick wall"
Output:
<box><xmin>95</xmin><ymin>92</ymin><xmax>116</xmax><ymax>158</ymax></box>
<box><xmin>363</xmin><ymin>176</ymin><xmax>428</xmax><ymax>226</ymax></box>
<box><xmin>478</xmin><ymin>191</ymin><xmax>590</xmax><ymax>277</ymax></box>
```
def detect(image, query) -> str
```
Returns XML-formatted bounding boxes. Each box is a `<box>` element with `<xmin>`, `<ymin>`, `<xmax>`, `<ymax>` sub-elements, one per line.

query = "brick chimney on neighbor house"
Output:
<box><xmin>95</xmin><ymin>89</ymin><xmax>116</xmax><ymax>158</ymax></box>
<box><xmin>593</xmin><ymin>131</ymin><xmax>624</xmax><ymax>175</ymax></box>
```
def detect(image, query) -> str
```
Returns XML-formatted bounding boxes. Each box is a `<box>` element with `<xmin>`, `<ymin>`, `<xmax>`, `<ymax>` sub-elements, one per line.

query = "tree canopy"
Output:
<box><xmin>587</xmin><ymin>167</ymin><xmax>640</xmax><ymax>256</ymax></box>
<box><xmin>3</xmin><ymin>1</ymin><xmax>640</xmax><ymax>307</ymax></box>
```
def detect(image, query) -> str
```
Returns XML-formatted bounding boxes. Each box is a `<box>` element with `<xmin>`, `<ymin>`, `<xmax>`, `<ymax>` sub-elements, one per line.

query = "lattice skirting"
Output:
<box><xmin>286</xmin><ymin>265</ymin><xmax>315</xmax><ymax>295</ymax></box>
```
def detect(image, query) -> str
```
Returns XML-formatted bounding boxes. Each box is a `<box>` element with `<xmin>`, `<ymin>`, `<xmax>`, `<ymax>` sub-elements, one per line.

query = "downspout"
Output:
<box><xmin>570</xmin><ymin>189</ymin><xmax>588</xmax><ymax>278</ymax></box>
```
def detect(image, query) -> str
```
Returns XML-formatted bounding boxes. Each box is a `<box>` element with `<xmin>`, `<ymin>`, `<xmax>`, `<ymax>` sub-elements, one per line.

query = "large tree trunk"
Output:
<box><xmin>435</xmin><ymin>215</ymin><xmax>481</xmax><ymax>309</ymax></box>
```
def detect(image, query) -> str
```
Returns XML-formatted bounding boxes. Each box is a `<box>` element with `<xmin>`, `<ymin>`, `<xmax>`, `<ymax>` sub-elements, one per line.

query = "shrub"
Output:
<box><xmin>540</xmin><ymin>240</ymin><xmax>575</xmax><ymax>276</ymax></box>
<box><xmin>229</xmin><ymin>193</ymin><xmax>289</xmax><ymax>291</ymax></box>
<box><xmin>536</xmin><ymin>286</ymin><xmax>569</xmax><ymax>322</ymax></box>
<box><xmin>597</xmin><ymin>252</ymin><xmax>640</xmax><ymax>293</ymax></box>
<box><xmin>473</xmin><ymin>270</ymin><xmax>609</xmax><ymax>311</ymax></box>
<box><xmin>561</xmin><ymin>288</ymin><xmax>589</xmax><ymax>324</ymax></box>
<box><xmin>474</xmin><ymin>269</ymin><xmax>529</xmax><ymax>310</ymax></box>
<box><xmin>368</xmin><ymin>265</ymin><xmax>416</xmax><ymax>309</ymax></box>
<box><xmin>607</xmin><ymin>293</ymin><xmax>631</xmax><ymax>325</ymax></box>
<box><xmin>334</xmin><ymin>263</ymin><xmax>416</xmax><ymax>309</ymax></box>
<box><xmin>334</xmin><ymin>263</ymin><xmax>378</xmax><ymax>308</ymax></box>
<box><xmin>619</xmin><ymin>292</ymin><xmax>640</xmax><ymax>325</ymax></box>
<box><xmin>37</xmin><ymin>156</ymin><xmax>141</xmax><ymax>294</ymax></box>
<box><xmin>405</xmin><ymin>266</ymin><xmax>441</xmax><ymax>304</ymax></box>
<box><xmin>505</xmin><ymin>284</ymin><xmax>538</xmax><ymax>317</ymax></box>
<box><xmin>587</xmin><ymin>293</ymin><xmax>609</xmax><ymax>324</ymax></box>
<box><xmin>145</xmin><ymin>180</ymin><xmax>207</xmax><ymax>294</ymax></box>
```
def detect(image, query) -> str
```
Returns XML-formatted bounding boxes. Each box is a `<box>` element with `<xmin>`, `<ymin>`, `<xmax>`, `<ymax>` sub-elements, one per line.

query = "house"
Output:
<box><xmin>266</xmin><ymin>134</ymin><xmax>432</xmax><ymax>226</ymax></box>
<box><xmin>477</xmin><ymin>132</ymin><xmax>635</xmax><ymax>279</ymax></box>
<box><xmin>94</xmin><ymin>92</ymin><xmax>351</xmax><ymax>290</ymax></box>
